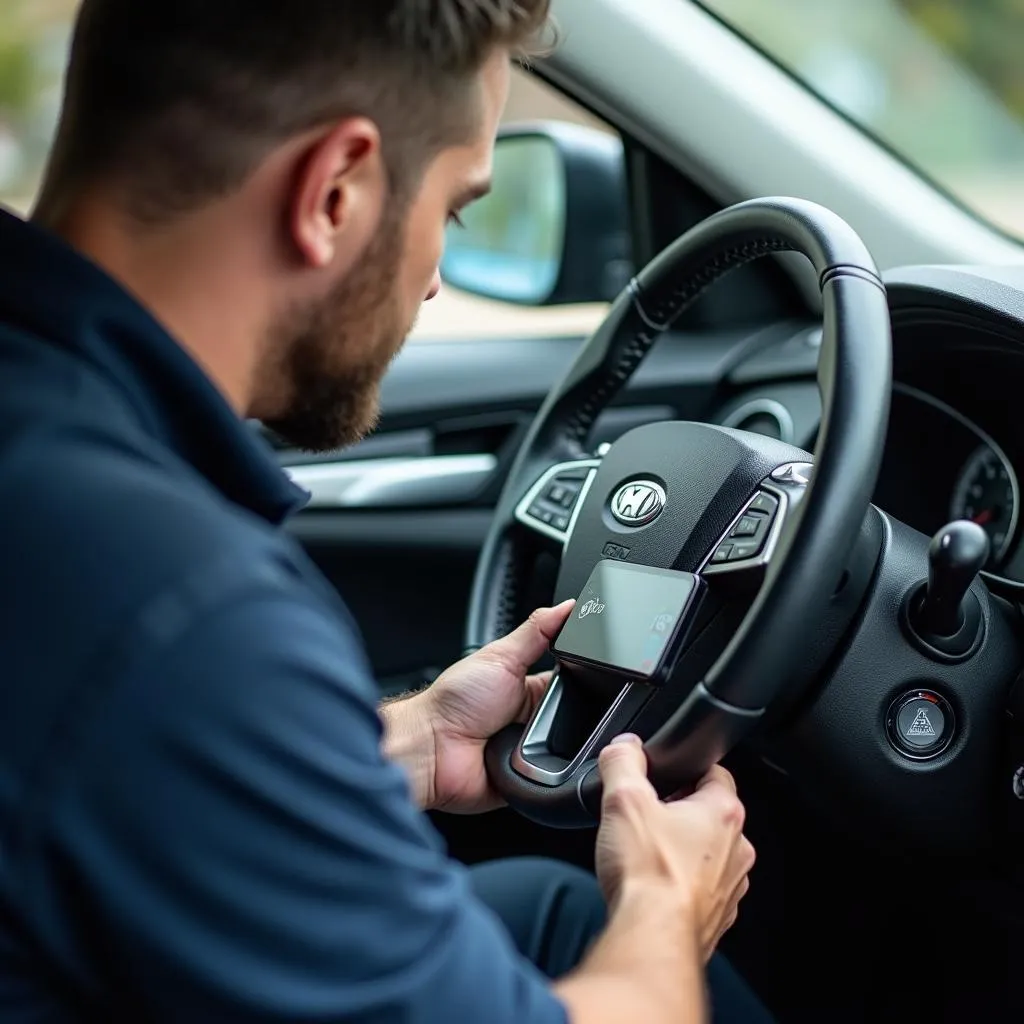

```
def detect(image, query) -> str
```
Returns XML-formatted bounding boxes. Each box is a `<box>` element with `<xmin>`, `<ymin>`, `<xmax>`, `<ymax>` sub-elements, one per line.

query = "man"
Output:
<box><xmin>0</xmin><ymin>2</ymin><xmax>765</xmax><ymax>1022</ymax></box>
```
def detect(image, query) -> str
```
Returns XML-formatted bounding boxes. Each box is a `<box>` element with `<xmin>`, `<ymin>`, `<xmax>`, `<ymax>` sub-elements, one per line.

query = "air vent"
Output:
<box><xmin>722</xmin><ymin>400</ymin><xmax>794</xmax><ymax>444</ymax></box>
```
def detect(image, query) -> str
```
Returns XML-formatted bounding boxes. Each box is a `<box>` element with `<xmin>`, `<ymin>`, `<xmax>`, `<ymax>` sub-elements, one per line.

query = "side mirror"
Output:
<box><xmin>441</xmin><ymin>122</ymin><xmax>631</xmax><ymax>306</ymax></box>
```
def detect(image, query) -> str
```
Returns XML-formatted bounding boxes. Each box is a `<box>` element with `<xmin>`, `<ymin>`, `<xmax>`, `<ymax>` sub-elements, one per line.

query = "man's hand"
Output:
<box><xmin>553</xmin><ymin>739</ymin><xmax>756</xmax><ymax>1024</ymax></box>
<box><xmin>381</xmin><ymin>601</ymin><xmax>574</xmax><ymax>814</ymax></box>
<box><xmin>594</xmin><ymin>735</ymin><xmax>755</xmax><ymax>962</ymax></box>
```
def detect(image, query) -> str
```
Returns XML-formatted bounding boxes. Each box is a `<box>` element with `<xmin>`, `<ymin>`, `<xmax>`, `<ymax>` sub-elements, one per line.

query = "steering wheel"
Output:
<box><xmin>465</xmin><ymin>197</ymin><xmax>892</xmax><ymax>828</ymax></box>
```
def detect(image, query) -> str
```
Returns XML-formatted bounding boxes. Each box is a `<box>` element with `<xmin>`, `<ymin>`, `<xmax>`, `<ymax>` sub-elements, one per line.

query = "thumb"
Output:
<box><xmin>484</xmin><ymin>600</ymin><xmax>575</xmax><ymax>674</ymax></box>
<box><xmin>599</xmin><ymin>734</ymin><xmax>656</xmax><ymax>809</ymax></box>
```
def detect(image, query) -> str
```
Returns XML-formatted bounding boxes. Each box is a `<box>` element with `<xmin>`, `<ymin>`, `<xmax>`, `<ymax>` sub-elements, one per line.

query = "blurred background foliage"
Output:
<box><xmin>703</xmin><ymin>0</ymin><xmax>1024</xmax><ymax>233</ymax></box>
<box><xmin>4</xmin><ymin>0</ymin><xmax>1024</xmax><ymax>235</ymax></box>
<box><xmin>0</xmin><ymin>0</ymin><xmax>75</xmax><ymax>208</ymax></box>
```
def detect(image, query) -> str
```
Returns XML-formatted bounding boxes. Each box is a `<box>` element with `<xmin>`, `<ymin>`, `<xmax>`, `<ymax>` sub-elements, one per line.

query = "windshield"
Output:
<box><xmin>699</xmin><ymin>0</ymin><xmax>1024</xmax><ymax>241</ymax></box>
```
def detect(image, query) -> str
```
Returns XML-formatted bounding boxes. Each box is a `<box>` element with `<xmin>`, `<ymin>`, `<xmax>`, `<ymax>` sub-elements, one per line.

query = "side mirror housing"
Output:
<box><xmin>441</xmin><ymin>122</ymin><xmax>631</xmax><ymax>306</ymax></box>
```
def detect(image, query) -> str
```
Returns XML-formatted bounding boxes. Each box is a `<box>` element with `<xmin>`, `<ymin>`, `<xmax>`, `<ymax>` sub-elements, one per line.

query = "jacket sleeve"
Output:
<box><xmin>38</xmin><ymin>590</ymin><xmax>570</xmax><ymax>1024</ymax></box>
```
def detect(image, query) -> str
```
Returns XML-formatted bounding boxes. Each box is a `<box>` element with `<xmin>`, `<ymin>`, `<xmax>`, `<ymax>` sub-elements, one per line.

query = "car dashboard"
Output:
<box><xmin>714</xmin><ymin>264</ymin><xmax>1024</xmax><ymax>585</ymax></box>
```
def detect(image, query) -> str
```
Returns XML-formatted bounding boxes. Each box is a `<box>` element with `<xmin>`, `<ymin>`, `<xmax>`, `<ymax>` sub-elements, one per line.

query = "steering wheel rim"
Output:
<box><xmin>466</xmin><ymin>197</ymin><xmax>892</xmax><ymax>828</ymax></box>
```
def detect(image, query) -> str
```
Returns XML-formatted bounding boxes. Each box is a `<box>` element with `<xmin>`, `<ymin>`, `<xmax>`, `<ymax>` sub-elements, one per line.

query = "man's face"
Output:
<box><xmin>262</xmin><ymin>51</ymin><xmax>510</xmax><ymax>453</ymax></box>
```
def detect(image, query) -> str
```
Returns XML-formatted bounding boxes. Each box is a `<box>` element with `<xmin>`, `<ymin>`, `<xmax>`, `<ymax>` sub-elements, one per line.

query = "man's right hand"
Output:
<box><xmin>553</xmin><ymin>735</ymin><xmax>756</xmax><ymax>1024</ymax></box>
<box><xmin>594</xmin><ymin>734</ymin><xmax>755</xmax><ymax>962</ymax></box>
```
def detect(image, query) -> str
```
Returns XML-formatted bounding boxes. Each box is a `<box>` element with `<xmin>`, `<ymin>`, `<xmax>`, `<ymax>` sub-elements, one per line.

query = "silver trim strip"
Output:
<box><xmin>514</xmin><ymin>460</ymin><xmax>602</xmax><ymax>547</ymax></box>
<box><xmin>511</xmin><ymin>674</ymin><xmax>651</xmax><ymax>786</ymax></box>
<box><xmin>286</xmin><ymin>454</ymin><xmax>497</xmax><ymax>509</ymax></box>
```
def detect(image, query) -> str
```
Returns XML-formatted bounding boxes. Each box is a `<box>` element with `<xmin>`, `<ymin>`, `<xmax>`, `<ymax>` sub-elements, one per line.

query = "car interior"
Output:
<box><xmin>7</xmin><ymin>0</ymin><xmax>1024</xmax><ymax>1021</ymax></box>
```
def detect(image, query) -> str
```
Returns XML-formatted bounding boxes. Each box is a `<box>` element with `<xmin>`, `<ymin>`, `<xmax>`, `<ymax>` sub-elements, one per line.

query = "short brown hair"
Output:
<box><xmin>41</xmin><ymin>0</ymin><xmax>552</xmax><ymax>223</ymax></box>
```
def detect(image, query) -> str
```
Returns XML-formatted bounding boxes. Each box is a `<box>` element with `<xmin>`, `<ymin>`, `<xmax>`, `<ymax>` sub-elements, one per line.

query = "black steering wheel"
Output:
<box><xmin>465</xmin><ymin>197</ymin><xmax>892</xmax><ymax>828</ymax></box>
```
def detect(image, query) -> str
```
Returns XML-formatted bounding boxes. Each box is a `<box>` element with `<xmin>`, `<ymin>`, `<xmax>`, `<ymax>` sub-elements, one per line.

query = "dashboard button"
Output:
<box><xmin>711</xmin><ymin>544</ymin><xmax>734</xmax><ymax>564</ymax></box>
<box><xmin>1013</xmin><ymin>765</ymin><xmax>1024</xmax><ymax>801</ymax></box>
<box><xmin>887</xmin><ymin>691</ymin><xmax>954</xmax><ymax>759</ymax></box>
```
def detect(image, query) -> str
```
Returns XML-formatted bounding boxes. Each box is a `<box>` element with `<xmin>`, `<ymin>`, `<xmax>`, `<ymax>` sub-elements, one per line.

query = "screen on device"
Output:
<box><xmin>552</xmin><ymin>561</ymin><xmax>699</xmax><ymax>680</ymax></box>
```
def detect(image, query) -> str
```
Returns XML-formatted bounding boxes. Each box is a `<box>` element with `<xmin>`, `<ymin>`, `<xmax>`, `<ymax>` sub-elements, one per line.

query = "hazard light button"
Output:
<box><xmin>886</xmin><ymin>690</ymin><xmax>954</xmax><ymax>760</ymax></box>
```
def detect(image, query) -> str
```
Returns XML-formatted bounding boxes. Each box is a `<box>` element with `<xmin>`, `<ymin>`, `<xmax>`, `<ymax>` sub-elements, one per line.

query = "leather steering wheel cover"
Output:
<box><xmin>466</xmin><ymin>197</ymin><xmax>892</xmax><ymax>817</ymax></box>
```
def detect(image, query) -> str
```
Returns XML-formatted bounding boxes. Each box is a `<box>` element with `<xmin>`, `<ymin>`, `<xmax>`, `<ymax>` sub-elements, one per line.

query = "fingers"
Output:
<box><xmin>714</xmin><ymin>875</ymin><xmax>752</xmax><ymax>947</ymax></box>
<box><xmin>516</xmin><ymin>671</ymin><xmax>555</xmax><ymax>724</ymax></box>
<box><xmin>599</xmin><ymin>734</ymin><xmax>657</xmax><ymax>815</ymax></box>
<box><xmin>695</xmin><ymin>764</ymin><xmax>737</xmax><ymax>796</ymax></box>
<box><xmin>484</xmin><ymin>601</ymin><xmax>575</xmax><ymax>675</ymax></box>
<box><xmin>688</xmin><ymin>766</ymin><xmax>744</xmax><ymax>821</ymax></box>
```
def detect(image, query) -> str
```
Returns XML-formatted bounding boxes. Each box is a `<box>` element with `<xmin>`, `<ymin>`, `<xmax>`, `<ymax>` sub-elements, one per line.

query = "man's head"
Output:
<box><xmin>37</xmin><ymin>1</ymin><xmax>551</xmax><ymax>450</ymax></box>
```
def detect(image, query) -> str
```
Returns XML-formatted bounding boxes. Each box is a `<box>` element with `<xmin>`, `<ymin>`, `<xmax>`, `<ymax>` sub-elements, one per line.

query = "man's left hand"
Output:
<box><xmin>382</xmin><ymin>601</ymin><xmax>574</xmax><ymax>814</ymax></box>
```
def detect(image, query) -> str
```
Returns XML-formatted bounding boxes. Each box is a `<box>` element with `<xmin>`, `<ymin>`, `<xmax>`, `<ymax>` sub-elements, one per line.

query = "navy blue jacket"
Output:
<box><xmin>0</xmin><ymin>210</ymin><xmax>565</xmax><ymax>1023</ymax></box>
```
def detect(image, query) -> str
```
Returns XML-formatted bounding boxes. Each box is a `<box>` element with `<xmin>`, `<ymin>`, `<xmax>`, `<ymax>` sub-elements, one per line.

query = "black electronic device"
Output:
<box><xmin>551</xmin><ymin>560</ymin><xmax>703</xmax><ymax>685</ymax></box>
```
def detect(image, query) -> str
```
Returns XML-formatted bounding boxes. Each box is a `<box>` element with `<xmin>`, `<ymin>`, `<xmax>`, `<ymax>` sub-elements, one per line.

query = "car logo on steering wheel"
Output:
<box><xmin>611</xmin><ymin>481</ymin><xmax>666</xmax><ymax>527</ymax></box>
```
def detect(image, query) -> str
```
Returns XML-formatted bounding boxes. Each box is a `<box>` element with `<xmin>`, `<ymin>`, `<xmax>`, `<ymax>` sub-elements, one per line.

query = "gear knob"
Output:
<box><xmin>918</xmin><ymin>520</ymin><xmax>990</xmax><ymax>637</ymax></box>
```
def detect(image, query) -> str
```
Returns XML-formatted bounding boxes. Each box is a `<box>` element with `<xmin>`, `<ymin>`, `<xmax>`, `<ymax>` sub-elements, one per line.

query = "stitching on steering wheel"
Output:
<box><xmin>494</xmin><ymin>537</ymin><xmax>520</xmax><ymax>638</ymax></box>
<box><xmin>564</xmin><ymin>237</ymin><xmax>794</xmax><ymax>446</ymax></box>
<box><xmin>643</xmin><ymin>237</ymin><xmax>795</xmax><ymax>330</ymax></box>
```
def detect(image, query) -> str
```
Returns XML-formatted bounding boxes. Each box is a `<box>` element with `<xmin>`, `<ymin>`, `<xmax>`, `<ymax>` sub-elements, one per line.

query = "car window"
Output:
<box><xmin>0</xmin><ymin>3</ymin><xmax>613</xmax><ymax>342</ymax></box>
<box><xmin>698</xmin><ymin>0</ymin><xmax>1024</xmax><ymax>243</ymax></box>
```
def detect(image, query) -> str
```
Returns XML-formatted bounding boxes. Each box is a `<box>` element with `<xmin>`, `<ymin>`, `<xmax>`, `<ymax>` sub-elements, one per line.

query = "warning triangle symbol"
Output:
<box><xmin>907</xmin><ymin>708</ymin><xmax>936</xmax><ymax>737</ymax></box>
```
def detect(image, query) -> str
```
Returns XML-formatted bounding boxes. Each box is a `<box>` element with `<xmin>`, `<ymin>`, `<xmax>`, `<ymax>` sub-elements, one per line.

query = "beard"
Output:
<box><xmin>259</xmin><ymin>206</ymin><xmax>412</xmax><ymax>453</ymax></box>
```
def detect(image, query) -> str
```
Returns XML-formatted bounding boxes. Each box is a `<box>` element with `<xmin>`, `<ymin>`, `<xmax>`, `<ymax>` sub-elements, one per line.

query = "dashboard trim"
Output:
<box><xmin>721</xmin><ymin>398</ymin><xmax>796</xmax><ymax>445</ymax></box>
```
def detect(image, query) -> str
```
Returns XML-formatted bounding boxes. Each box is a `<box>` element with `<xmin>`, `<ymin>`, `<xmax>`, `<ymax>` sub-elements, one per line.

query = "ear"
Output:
<box><xmin>288</xmin><ymin>118</ymin><xmax>384</xmax><ymax>270</ymax></box>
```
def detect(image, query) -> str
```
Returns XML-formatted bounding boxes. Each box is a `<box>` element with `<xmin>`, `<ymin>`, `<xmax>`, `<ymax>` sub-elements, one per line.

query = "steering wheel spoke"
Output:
<box><xmin>514</xmin><ymin>460</ymin><xmax>601</xmax><ymax>548</ymax></box>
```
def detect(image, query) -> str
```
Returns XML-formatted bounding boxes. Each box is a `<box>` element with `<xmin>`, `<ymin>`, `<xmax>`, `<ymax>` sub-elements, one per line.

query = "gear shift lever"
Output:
<box><xmin>919</xmin><ymin>521</ymin><xmax>990</xmax><ymax>636</ymax></box>
<box><xmin>905</xmin><ymin>520</ymin><xmax>989</xmax><ymax>658</ymax></box>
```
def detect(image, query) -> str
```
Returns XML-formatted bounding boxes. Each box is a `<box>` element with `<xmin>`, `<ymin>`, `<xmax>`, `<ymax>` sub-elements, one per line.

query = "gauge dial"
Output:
<box><xmin>950</xmin><ymin>444</ymin><xmax>1019</xmax><ymax>563</ymax></box>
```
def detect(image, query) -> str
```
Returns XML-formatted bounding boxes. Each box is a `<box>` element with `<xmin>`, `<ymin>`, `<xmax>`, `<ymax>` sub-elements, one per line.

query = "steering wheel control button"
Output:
<box><xmin>546</xmin><ymin>482</ymin><xmax>582</xmax><ymax>510</ymax></box>
<box><xmin>748</xmin><ymin>492</ymin><xmax>779</xmax><ymax>516</ymax></box>
<box><xmin>705</xmin><ymin>490</ymin><xmax>785</xmax><ymax>575</ymax></box>
<box><xmin>517</xmin><ymin>464</ymin><xmax>603</xmax><ymax>542</ymax></box>
<box><xmin>771</xmin><ymin>462</ymin><xmax>814</xmax><ymax>486</ymax></box>
<box><xmin>610</xmin><ymin>480</ymin><xmax>666</xmax><ymax>528</ymax></box>
<box><xmin>886</xmin><ymin>691</ymin><xmax>955</xmax><ymax>760</ymax></box>
<box><xmin>730</xmin><ymin>540</ymin><xmax>763</xmax><ymax>561</ymax></box>
<box><xmin>730</xmin><ymin>515</ymin><xmax>761</xmax><ymax>539</ymax></box>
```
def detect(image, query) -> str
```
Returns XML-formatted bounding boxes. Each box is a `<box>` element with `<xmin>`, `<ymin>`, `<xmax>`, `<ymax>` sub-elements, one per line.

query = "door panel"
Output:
<box><xmin>289</xmin><ymin>510</ymin><xmax>491</xmax><ymax>694</ymax></box>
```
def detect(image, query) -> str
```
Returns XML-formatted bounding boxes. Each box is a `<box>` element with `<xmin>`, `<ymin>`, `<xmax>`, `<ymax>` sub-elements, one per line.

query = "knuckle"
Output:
<box><xmin>740</xmin><ymin>836</ymin><xmax>757</xmax><ymax>871</ymax></box>
<box><xmin>598</xmin><ymin>742</ymin><xmax>641</xmax><ymax>772</ymax></box>
<box><xmin>709</xmin><ymin>764</ymin><xmax>737</xmax><ymax>792</ymax></box>
<box><xmin>603</xmin><ymin>782</ymin><xmax>652</xmax><ymax>816</ymax></box>
<box><xmin>721</xmin><ymin>795</ymin><xmax>746</xmax><ymax>829</ymax></box>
